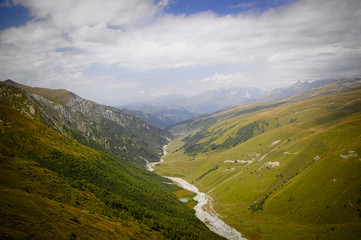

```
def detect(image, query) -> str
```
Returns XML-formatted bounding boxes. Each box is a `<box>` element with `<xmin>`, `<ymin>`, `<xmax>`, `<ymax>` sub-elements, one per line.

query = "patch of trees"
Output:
<box><xmin>196</xmin><ymin>165</ymin><xmax>220</xmax><ymax>181</ymax></box>
<box><xmin>182</xmin><ymin>130</ymin><xmax>215</xmax><ymax>156</ymax></box>
<box><xmin>37</xmin><ymin>149</ymin><xmax>223</xmax><ymax>239</ymax></box>
<box><xmin>249</xmin><ymin>194</ymin><xmax>269</xmax><ymax>212</ymax></box>
<box><xmin>182</xmin><ymin>120</ymin><xmax>269</xmax><ymax>156</ymax></box>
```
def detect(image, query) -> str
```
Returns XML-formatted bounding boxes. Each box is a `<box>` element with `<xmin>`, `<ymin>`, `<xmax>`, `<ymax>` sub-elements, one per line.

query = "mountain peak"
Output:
<box><xmin>259</xmin><ymin>79</ymin><xmax>333</xmax><ymax>101</ymax></box>
<box><xmin>2</xmin><ymin>80</ymin><xmax>76</xmax><ymax>104</ymax></box>
<box><xmin>3</xmin><ymin>79</ymin><xmax>17</xmax><ymax>84</ymax></box>
<box><xmin>291</xmin><ymin>80</ymin><xmax>311</xmax><ymax>90</ymax></box>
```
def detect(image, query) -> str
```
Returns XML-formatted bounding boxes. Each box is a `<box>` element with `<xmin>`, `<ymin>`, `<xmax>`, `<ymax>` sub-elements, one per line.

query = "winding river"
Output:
<box><xmin>145</xmin><ymin>144</ymin><xmax>246</xmax><ymax>240</ymax></box>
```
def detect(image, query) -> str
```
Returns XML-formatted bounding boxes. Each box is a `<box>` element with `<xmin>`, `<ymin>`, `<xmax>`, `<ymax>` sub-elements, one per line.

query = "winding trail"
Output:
<box><xmin>145</xmin><ymin>144</ymin><xmax>246</xmax><ymax>240</ymax></box>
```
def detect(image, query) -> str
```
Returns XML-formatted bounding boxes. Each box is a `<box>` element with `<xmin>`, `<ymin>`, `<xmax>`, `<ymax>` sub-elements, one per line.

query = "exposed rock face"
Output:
<box><xmin>0</xmin><ymin>83</ymin><xmax>37</xmax><ymax>118</ymax></box>
<box><xmin>1</xmin><ymin>80</ymin><xmax>171</xmax><ymax>163</ymax></box>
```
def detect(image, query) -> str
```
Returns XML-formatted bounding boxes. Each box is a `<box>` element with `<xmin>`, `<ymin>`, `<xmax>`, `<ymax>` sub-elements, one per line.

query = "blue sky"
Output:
<box><xmin>0</xmin><ymin>4</ymin><xmax>30</xmax><ymax>30</ymax></box>
<box><xmin>165</xmin><ymin>0</ymin><xmax>295</xmax><ymax>15</ymax></box>
<box><xmin>0</xmin><ymin>0</ymin><xmax>360</xmax><ymax>105</ymax></box>
<box><xmin>0</xmin><ymin>0</ymin><xmax>294</xmax><ymax>29</ymax></box>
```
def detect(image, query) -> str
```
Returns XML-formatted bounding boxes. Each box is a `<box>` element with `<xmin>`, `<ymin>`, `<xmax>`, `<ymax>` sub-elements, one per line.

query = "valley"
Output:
<box><xmin>1</xmin><ymin>78</ymin><xmax>361</xmax><ymax>240</ymax></box>
<box><xmin>1</xmin><ymin>0</ymin><xmax>360</xmax><ymax>239</ymax></box>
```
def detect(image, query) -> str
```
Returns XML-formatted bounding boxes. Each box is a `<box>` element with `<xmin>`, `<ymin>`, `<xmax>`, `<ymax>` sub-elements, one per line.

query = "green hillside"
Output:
<box><xmin>155</xmin><ymin>79</ymin><xmax>361</xmax><ymax>239</ymax></box>
<box><xmin>3</xmin><ymin>79</ymin><xmax>74</xmax><ymax>104</ymax></box>
<box><xmin>0</xmin><ymin>84</ymin><xmax>223</xmax><ymax>239</ymax></box>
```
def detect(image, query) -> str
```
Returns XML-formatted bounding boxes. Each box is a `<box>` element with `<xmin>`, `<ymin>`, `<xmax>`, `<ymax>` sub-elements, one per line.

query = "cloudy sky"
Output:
<box><xmin>0</xmin><ymin>0</ymin><xmax>360</xmax><ymax>105</ymax></box>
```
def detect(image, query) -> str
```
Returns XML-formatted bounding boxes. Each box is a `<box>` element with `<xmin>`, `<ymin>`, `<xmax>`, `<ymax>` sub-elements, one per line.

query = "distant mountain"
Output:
<box><xmin>123</xmin><ymin>87</ymin><xmax>262</xmax><ymax>117</ymax></box>
<box><xmin>2</xmin><ymin>80</ymin><xmax>171</xmax><ymax>163</ymax></box>
<box><xmin>258</xmin><ymin>79</ymin><xmax>333</xmax><ymax>101</ymax></box>
<box><xmin>186</xmin><ymin>88</ymin><xmax>262</xmax><ymax>114</ymax></box>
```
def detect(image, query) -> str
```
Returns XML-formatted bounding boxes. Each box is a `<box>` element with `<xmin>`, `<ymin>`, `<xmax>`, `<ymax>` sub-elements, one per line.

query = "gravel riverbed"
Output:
<box><xmin>145</xmin><ymin>144</ymin><xmax>246</xmax><ymax>240</ymax></box>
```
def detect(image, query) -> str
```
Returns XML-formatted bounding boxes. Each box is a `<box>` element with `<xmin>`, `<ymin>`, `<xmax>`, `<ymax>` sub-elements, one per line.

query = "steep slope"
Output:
<box><xmin>0</xmin><ymin>106</ymin><xmax>164</xmax><ymax>240</ymax></box>
<box><xmin>3</xmin><ymin>80</ymin><xmax>171</xmax><ymax>163</ymax></box>
<box><xmin>155</xmin><ymin>78</ymin><xmax>361</xmax><ymax>240</ymax></box>
<box><xmin>0</xmin><ymin>83</ymin><xmax>223</xmax><ymax>239</ymax></box>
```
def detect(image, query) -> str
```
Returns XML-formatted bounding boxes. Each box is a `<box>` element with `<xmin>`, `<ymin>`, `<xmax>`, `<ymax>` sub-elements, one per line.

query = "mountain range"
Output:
<box><xmin>120</xmin><ymin>87</ymin><xmax>261</xmax><ymax>116</ymax></box>
<box><xmin>121</xmin><ymin>79</ymin><xmax>333</xmax><ymax>129</ymax></box>
<box><xmin>258</xmin><ymin>78</ymin><xmax>333</xmax><ymax>101</ymax></box>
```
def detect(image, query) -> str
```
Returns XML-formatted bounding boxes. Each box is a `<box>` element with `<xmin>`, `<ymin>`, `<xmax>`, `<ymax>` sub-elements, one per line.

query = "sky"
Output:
<box><xmin>0</xmin><ymin>0</ymin><xmax>360</xmax><ymax>105</ymax></box>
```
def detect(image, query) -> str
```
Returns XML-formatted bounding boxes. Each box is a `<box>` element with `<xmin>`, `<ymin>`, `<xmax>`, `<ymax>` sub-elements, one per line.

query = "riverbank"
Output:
<box><xmin>166</xmin><ymin>177</ymin><xmax>246</xmax><ymax>240</ymax></box>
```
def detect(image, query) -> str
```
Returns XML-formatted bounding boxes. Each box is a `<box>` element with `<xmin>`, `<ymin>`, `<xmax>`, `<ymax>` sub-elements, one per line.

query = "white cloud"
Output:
<box><xmin>14</xmin><ymin>0</ymin><xmax>166</xmax><ymax>29</ymax></box>
<box><xmin>199</xmin><ymin>72</ymin><xmax>251</xmax><ymax>89</ymax></box>
<box><xmin>1</xmin><ymin>0</ymin><xmax>360</xmax><ymax>104</ymax></box>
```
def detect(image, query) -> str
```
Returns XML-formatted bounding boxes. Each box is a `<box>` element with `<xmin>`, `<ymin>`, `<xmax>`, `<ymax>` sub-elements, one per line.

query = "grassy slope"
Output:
<box><xmin>155</xmin><ymin>87</ymin><xmax>361</xmax><ymax>239</ymax></box>
<box><xmin>0</xmin><ymin>158</ymin><xmax>163</xmax><ymax>240</ymax></box>
<box><xmin>3</xmin><ymin>79</ymin><xmax>73</xmax><ymax>104</ymax></box>
<box><xmin>0</xmin><ymin>104</ymin><xmax>163</xmax><ymax>240</ymax></box>
<box><xmin>0</xmin><ymin>102</ymin><xmax>223</xmax><ymax>239</ymax></box>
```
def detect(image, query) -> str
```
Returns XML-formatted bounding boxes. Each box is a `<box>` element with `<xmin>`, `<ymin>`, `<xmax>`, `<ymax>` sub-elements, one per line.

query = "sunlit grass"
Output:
<box><xmin>156</xmin><ymin>87</ymin><xmax>361</xmax><ymax>239</ymax></box>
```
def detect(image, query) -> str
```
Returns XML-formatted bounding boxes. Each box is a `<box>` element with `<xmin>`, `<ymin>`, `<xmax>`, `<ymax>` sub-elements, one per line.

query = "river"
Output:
<box><xmin>145</xmin><ymin>144</ymin><xmax>246</xmax><ymax>240</ymax></box>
